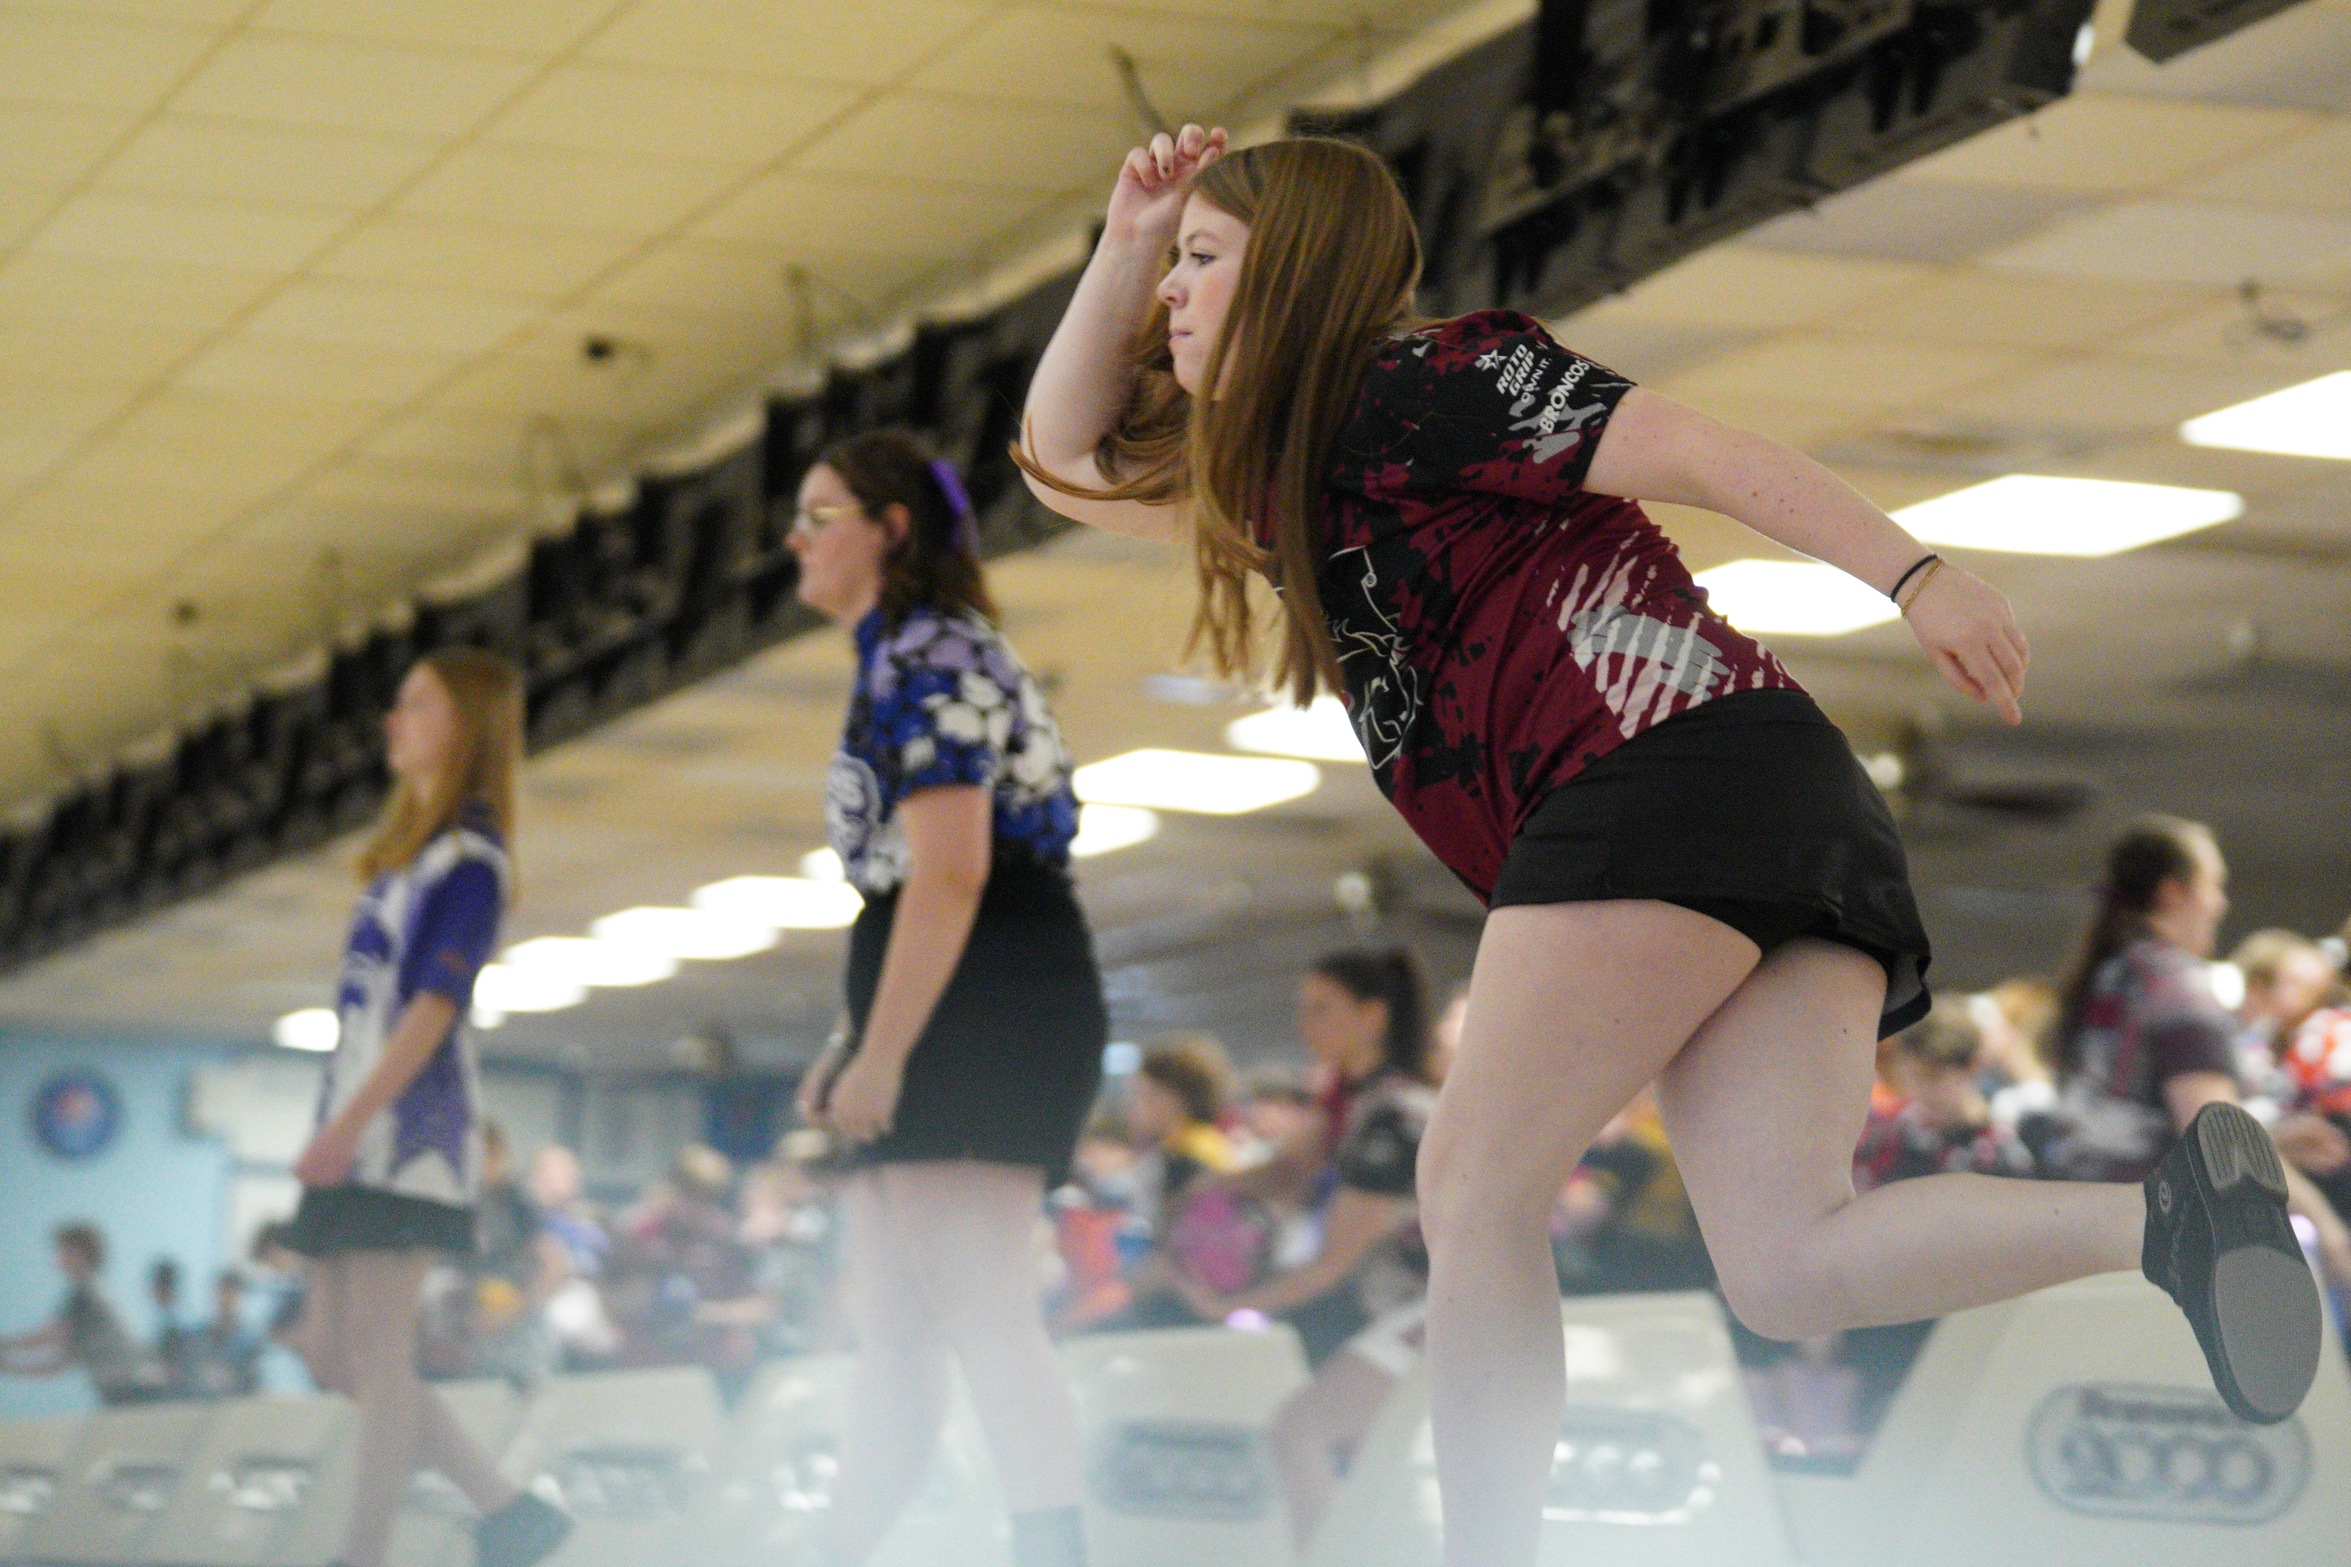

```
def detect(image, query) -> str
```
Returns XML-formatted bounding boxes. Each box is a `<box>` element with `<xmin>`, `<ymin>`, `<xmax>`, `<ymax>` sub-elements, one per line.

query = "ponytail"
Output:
<box><xmin>2053</xmin><ymin>815</ymin><xmax>2217</xmax><ymax>1079</ymax></box>
<box><xmin>1309</xmin><ymin>945</ymin><xmax>1434</xmax><ymax>1083</ymax></box>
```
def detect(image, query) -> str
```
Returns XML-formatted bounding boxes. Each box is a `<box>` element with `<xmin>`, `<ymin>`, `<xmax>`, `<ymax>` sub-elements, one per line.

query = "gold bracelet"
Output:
<box><xmin>1896</xmin><ymin>556</ymin><xmax>1944</xmax><ymax>614</ymax></box>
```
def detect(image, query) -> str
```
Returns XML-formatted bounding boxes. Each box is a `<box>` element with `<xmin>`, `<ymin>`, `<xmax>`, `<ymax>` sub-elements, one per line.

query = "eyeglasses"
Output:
<box><xmin>789</xmin><ymin>501</ymin><xmax>863</xmax><ymax>540</ymax></box>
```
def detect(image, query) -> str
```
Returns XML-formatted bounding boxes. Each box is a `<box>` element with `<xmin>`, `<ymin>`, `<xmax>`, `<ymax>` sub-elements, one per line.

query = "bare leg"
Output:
<box><xmin>292</xmin><ymin>1254</ymin><xmax>355</xmax><ymax>1398</ymax></box>
<box><xmin>415</xmin><ymin>1376</ymin><xmax>519</xmax><ymax>1516</ymax></box>
<box><xmin>1268</xmin><ymin>1350</ymin><xmax>1397</xmax><ymax>1553</ymax></box>
<box><xmin>821</xmin><ymin>1169</ymin><xmax>955</xmax><ymax>1567</ymax></box>
<box><xmin>335</xmin><ymin>1250</ymin><xmax>437</xmax><ymax>1567</ymax></box>
<box><xmin>1418</xmin><ymin>902</ymin><xmax>1760</xmax><ymax>1567</ymax></box>
<box><xmin>885</xmin><ymin>1162</ymin><xmax>1084</xmax><ymax>1514</ymax></box>
<box><xmin>1658</xmin><ymin>937</ymin><xmax>2142</xmax><ymax>1340</ymax></box>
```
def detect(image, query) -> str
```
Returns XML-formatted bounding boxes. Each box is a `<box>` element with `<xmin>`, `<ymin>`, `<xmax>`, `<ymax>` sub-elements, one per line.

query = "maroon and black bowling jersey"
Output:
<box><xmin>1316</xmin><ymin>310</ymin><xmax>1801</xmax><ymax>902</ymax></box>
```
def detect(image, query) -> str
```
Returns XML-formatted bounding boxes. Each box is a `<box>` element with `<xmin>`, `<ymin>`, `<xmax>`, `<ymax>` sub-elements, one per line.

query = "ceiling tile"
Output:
<box><xmin>396</xmin><ymin>145</ymin><xmax>744</xmax><ymax>236</ymax></box>
<box><xmin>1903</xmin><ymin>92</ymin><xmax>2315</xmax><ymax>193</ymax></box>
<box><xmin>1738</xmin><ymin>180</ymin><xmax>2101</xmax><ymax>264</ymax></box>
<box><xmin>353</xmin><ymin>408</ymin><xmax>633</xmax><ymax>480</ymax></box>
<box><xmin>796</xmin><ymin>92</ymin><xmax>1133</xmax><ymax>194</ymax></box>
<box><xmin>0</xmin><ymin>387</ymin><xmax>136</xmax><ymax>483</ymax></box>
<box><xmin>26</xmin><ymin>189</ymin><xmax>346</xmax><ymax>272</ymax></box>
<box><xmin>907</xmin><ymin>5</ymin><xmax>1333</xmax><ymax>115</ymax></box>
<box><xmin>0</xmin><ymin>311</ymin><xmax>216</xmax><ymax>386</ymax></box>
<box><xmin>11</xmin><ymin>2</ymin><xmax>251</xmax><ymax>23</ymax></box>
<box><xmin>480</xmin><ymin>62</ymin><xmax>859</xmax><ymax>166</ymax></box>
<box><xmin>174</xmin><ymin>332</ymin><xmax>470</xmax><ymax>406</ymax></box>
<box><xmin>174</xmin><ymin>34</ymin><xmax>540</xmax><ymax>137</ymax></box>
<box><xmin>0</xmin><ymin>470</ymin><xmax>249</xmax><ymax>544</ymax></box>
<box><xmin>0</xmin><ymin>9</ymin><xmax>216</xmax><ymax>109</ymax></box>
<box><xmin>1660</xmin><ymin>335</ymin><xmax>2024</xmax><ymax>411</ymax></box>
<box><xmin>0</xmin><ymin>251</ymin><xmax>283</xmax><ymax>331</ymax></box>
<box><xmin>2181</xmin><ymin>122</ymin><xmax>2351</xmax><ymax>213</ymax></box>
<box><xmin>688</xmin><ymin>168</ymin><xmax>1041</xmax><ymax>256</ymax></box>
<box><xmin>63</xmin><ymin>391</ymin><xmax>385</xmax><ymax>503</ymax></box>
<box><xmin>99</xmin><ymin>117</ymin><xmax>445</xmax><ymax>211</ymax></box>
<box><xmin>2109</xmin><ymin>288</ymin><xmax>2351</xmax><ymax>370</ymax></box>
<box><xmin>252</xmin><ymin>0</ymin><xmax>620</xmax><ymax>57</ymax></box>
<box><xmin>0</xmin><ymin>184</ymin><xmax>59</xmax><ymax>250</ymax></box>
<box><xmin>2080</xmin><ymin>4</ymin><xmax>2351</xmax><ymax>113</ymax></box>
<box><xmin>1602</xmin><ymin>248</ymin><xmax>1929</xmax><ymax>330</ymax></box>
<box><xmin>1830</xmin><ymin>270</ymin><xmax>2211</xmax><ymax>351</ymax></box>
<box><xmin>584</xmin><ymin>0</ymin><xmax>993</xmax><ymax>85</ymax></box>
<box><xmin>0</xmin><ymin>103</ymin><xmax>141</xmax><ymax>187</ymax></box>
<box><xmin>1987</xmin><ymin>199</ymin><xmax>2351</xmax><ymax>284</ymax></box>
<box><xmin>240</xmin><ymin>277</ymin><xmax>543</xmax><ymax>354</ymax></box>
<box><xmin>1938</xmin><ymin>355</ymin><xmax>2300</xmax><ymax>434</ymax></box>
<box><xmin>591</xmin><ymin>237</ymin><xmax>927</xmax><ymax>323</ymax></box>
<box><xmin>311</xmin><ymin>215</ymin><xmax>638</xmax><ymax>298</ymax></box>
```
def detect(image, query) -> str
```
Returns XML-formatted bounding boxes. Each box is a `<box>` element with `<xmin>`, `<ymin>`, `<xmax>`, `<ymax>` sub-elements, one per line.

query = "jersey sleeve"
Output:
<box><xmin>403</xmin><ymin>857</ymin><xmax>503</xmax><ymax>1006</ymax></box>
<box><xmin>874</xmin><ymin>624</ymin><xmax>1015</xmax><ymax>797</ymax></box>
<box><xmin>1360</xmin><ymin>313</ymin><xmax>1635</xmax><ymax>505</ymax></box>
<box><xmin>1333</xmin><ymin>1099</ymin><xmax>1424</xmax><ymax>1198</ymax></box>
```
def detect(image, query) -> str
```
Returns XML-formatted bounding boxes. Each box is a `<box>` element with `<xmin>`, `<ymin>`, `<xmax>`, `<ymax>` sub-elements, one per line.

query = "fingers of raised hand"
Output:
<box><xmin>1149</xmin><ymin>131</ymin><xmax>1178</xmax><ymax>177</ymax></box>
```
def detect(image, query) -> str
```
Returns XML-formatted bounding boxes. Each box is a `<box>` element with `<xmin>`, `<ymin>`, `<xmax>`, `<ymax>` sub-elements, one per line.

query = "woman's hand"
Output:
<box><xmin>1902</xmin><ymin>561</ymin><xmax>2029</xmax><ymax>725</ymax></box>
<box><xmin>823</xmin><ymin>1051</ymin><xmax>905</xmax><ymax>1144</ymax></box>
<box><xmin>1104</xmin><ymin>123</ymin><xmax>1227</xmax><ymax>248</ymax></box>
<box><xmin>292</xmin><ymin>1119</ymin><xmax>359</xmax><ymax>1187</ymax></box>
<box><xmin>794</xmin><ymin>1037</ymin><xmax>851</xmax><ymax>1128</ymax></box>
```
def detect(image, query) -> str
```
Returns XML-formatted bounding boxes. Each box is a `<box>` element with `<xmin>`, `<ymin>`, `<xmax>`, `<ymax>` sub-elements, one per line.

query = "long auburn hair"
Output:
<box><xmin>821</xmin><ymin>428</ymin><xmax>995</xmax><ymax>629</ymax></box>
<box><xmin>2051</xmin><ymin>814</ymin><xmax>2217</xmax><ymax>1079</ymax></box>
<box><xmin>1013</xmin><ymin>137</ymin><xmax>1423</xmax><ymax>706</ymax></box>
<box><xmin>357</xmin><ymin>647</ymin><xmax>524</xmax><ymax>883</ymax></box>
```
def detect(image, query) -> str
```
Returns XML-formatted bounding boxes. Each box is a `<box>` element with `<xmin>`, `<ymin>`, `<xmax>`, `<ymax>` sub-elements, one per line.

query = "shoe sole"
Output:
<box><xmin>2194</xmin><ymin>1105</ymin><xmax>2322</xmax><ymax>1424</ymax></box>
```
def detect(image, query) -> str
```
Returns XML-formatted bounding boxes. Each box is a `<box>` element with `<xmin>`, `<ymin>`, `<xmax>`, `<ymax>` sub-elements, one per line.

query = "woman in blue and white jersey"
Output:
<box><xmin>789</xmin><ymin>429</ymin><xmax>1107</xmax><ymax>1567</ymax></box>
<box><xmin>285</xmin><ymin>648</ymin><xmax>568</xmax><ymax>1567</ymax></box>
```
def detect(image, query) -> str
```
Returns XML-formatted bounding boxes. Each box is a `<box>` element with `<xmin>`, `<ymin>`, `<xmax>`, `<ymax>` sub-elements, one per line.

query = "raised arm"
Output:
<box><xmin>1019</xmin><ymin>125</ymin><xmax>1225</xmax><ymax>542</ymax></box>
<box><xmin>1585</xmin><ymin>389</ymin><xmax>2031</xmax><ymax>724</ymax></box>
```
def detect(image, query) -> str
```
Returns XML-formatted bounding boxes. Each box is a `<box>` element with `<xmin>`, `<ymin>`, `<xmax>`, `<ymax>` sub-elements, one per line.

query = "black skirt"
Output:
<box><xmin>1491</xmin><ymin>688</ymin><xmax>1930</xmax><ymax>1037</ymax></box>
<box><xmin>839</xmin><ymin>852</ymin><xmax>1107</xmax><ymax>1185</ymax></box>
<box><xmin>283</xmin><ymin>1184</ymin><xmax>476</xmax><ymax>1258</ymax></box>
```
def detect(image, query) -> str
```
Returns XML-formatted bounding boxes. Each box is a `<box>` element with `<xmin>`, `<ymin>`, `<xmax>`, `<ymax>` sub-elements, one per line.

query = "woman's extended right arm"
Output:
<box><xmin>1019</xmin><ymin>125</ymin><xmax>1224</xmax><ymax>542</ymax></box>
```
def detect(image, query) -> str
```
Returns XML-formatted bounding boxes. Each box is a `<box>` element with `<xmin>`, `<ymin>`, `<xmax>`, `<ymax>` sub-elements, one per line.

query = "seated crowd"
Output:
<box><xmin>11</xmin><ymin>816</ymin><xmax>2349</xmax><ymax>1508</ymax></box>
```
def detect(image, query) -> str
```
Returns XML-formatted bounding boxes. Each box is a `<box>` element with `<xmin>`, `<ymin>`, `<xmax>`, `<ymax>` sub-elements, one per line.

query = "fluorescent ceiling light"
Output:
<box><xmin>1892</xmin><ymin>475</ymin><xmax>2241</xmax><ymax>556</ymax></box>
<box><xmin>799</xmin><ymin>848</ymin><xmax>845</xmax><ymax>883</ymax></box>
<box><xmin>2180</xmin><ymin>372</ymin><xmax>2351</xmax><ymax>461</ymax></box>
<box><xmin>272</xmin><ymin>1008</ymin><xmax>338</xmax><ymax>1053</ymax></box>
<box><xmin>501</xmin><ymin>936</ymin><xmax>677</xmax><ymax>989</ymax></box>
<box><xmin>1226</xmin><ymin>696</ymin><xmax>1366</xmax><ymax>763</ymax></box>
<box><xmin>1070</xmin><ymin>804</ymin><xmax>1160</xmax><ymax>858</ymax></box>
<box><xmin>589</xmin><ymin>905</ymin><xmax>779</xmax><ymax>961</ymax></box>
<box><xmin>1073</xmin><ymin>749</ymin><xmax>1321</xmax><ymax>815</ymax></box>
<box><xmin>472</xmin><ymin>963</ymin><xmax>587</xmax><ymax>1014</ymax></box>
<box><xmin>1692</xmin><ymin>560</ymin><xmax>1900</xmax><ymax>636</ymax></box>
<box><xmin>692</xmin><ymin>876</ymin><xmax>863</xmax><ymax>930</ymax></box>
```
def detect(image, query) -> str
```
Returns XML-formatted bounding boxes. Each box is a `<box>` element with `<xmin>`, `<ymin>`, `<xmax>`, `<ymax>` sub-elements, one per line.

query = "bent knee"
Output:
<box><xmin>1714</xmin><ymin>1259</ymin><xmax>1851</xmax><ymax>1343</ymax></box>
<box><xmin>1416</xmin><ymin>1131</ymin><xmax>1565</xmax><ymax>1249</ymax></box>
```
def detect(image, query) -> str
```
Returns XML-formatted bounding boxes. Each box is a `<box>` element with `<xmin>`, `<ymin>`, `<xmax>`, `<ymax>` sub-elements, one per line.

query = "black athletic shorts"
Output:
<box><xmin>1491</xmin><ymin>689</ymin><xmax>1931</xmax><ymax>1037</ymax></box>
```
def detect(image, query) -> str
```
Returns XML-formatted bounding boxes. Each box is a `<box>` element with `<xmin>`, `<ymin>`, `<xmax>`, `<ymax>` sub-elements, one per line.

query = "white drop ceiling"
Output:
<box><xmin>1</xmin><ymin>0</ymin><xmax>2349</xmax><ymax>1063</ymax></box>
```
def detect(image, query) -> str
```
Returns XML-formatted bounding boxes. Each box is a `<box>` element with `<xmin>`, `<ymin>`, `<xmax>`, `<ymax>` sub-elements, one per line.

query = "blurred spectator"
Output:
<box><xmin>148</xmin><ymin>1258</ymin><xmax>196</xmax><ymax>1398</ymax></box>
<box><xmin>2043</xmin><ymin>816</ymin><xmax>2351</xmax><ymax>1291</ymax></box>
<box><xmin>1182</xmin><ymin>946</ymin><xmax>1440</xmax><ymax>1552</ymax></box>
<box><xmin>2229</xmin><ymin>929</ymin><xmax>2338</xmax><ymax>1112</ymax></box>
<box><xmin>527</xmin><ymin>1144</ymin><xmax>619</xmax><ymax>1369</ymax></box>
<box><xmin>467</xmin><ymin>1122</ymin><xmax>566</xmax><ymax>1383</ymax></box>
<box><xmin>2275</xmin><ymin>987</ymin><xmax>2351</xmax><ymax>1224</ymax></box>
<box><xmin>1973</xmin><ymin>978</ymin><xmax>2058</xmax><ymax>1131</ymax></box>
<box><xmin>608</xmin><ymin>1145</ymin><xmax>761</xmax><ymax>1398</ymax></box>
<box><xmin>1553</xmin><ymin>1087</ymin><xmax>1713</xmax><ymax>1295</ymax></box>
<box><xmin>182</xmin><ymin>1271</ymin><xmax>262</xmax><ymax>1399</ymax></box>
<box><xmin>737</xmin><ymin>1151</ymin><xmax>839</xmax><ymax>1357</ymax></box>
<box><xmin>0</xmin><ymin>1223</ymin><xmax>161</xmax><ymax>1405</ymax></box>
<box><xmin>1856</xmin><ymin>1005</ymin><xmax>2034</xmax><ymax>1188</ymax></box>
<box><xmin>1128</xmin><ymin>1034</ymin><xmax>1241</xmax><ymax>1238</ymax></box>
<box><xmin>1430</xmin><ymin>982</ymin><xmax>1470</xmax><ymax>1084</ymax></box>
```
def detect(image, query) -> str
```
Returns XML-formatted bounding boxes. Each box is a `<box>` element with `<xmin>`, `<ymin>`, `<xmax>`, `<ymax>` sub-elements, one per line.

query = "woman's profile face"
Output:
<box><xmin>1157</xmin><ymin>194</ymin><xmax>1249</xmax><ymax>395</ymax></box>
<box><xmin>384</xmin><ymin>665</ymin><xmax>460</xmax><ymax>784</ymax></box>
<box><xmin>788</xmin><ymin>462</ymin><xmax>894</xmax><ymax>621</ymax></box>
<box><xmin>1297</xmin><ymin>971</ymin><xmax>1388</xmax><ymax>1073</ymax></box>
<box><xmin>2160</xmin><ymin>836</ymin><xmax>2232</xmax><ymax>959</ymax></box>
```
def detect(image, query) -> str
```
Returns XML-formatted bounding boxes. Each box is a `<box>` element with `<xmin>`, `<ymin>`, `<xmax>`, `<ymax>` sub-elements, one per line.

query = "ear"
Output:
<box><xmin>879</xmin><ymin>502</ymin><xmax>913</xmax><ymax>548</ymax></box>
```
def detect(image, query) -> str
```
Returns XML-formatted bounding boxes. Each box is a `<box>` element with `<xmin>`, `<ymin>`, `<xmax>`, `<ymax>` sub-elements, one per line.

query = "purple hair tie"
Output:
<box><xmin>929</xmin><ymin>458</ymin><xmax>978</xmax><ymax>552</ymax></box>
